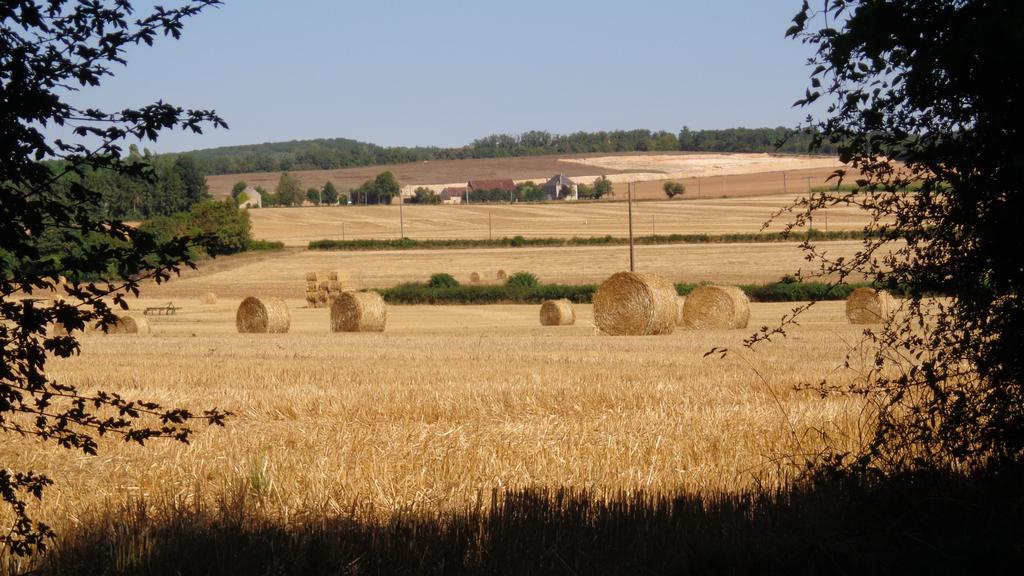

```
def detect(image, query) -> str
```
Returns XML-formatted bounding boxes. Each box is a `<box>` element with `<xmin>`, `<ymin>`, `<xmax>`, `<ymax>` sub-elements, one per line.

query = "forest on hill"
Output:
<box><xmin>179</xmin><ymin>127</ymin><xmax>837</xmax><ymax>176</ymax></box>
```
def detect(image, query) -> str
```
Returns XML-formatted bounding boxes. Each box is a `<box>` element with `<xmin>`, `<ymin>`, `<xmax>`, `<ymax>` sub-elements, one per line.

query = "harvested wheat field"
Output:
<box><xmin>207</xmin><ymin>151</ymin><xmax>849</xmax><ymax>200</ymax></box>
<box><xmin>250</xmin><ymin>195</ymin><xmax>871</xmax><ymax>246</ymax></box>
<box><xmin>139</xmin><ymin>240</ymin><xmax>877</xmax><ymax>300</ymax></box>
<box><xmin>3</xmin><ymin>298</ymin><xmax>870</xmax><ymax>535</ymax></box>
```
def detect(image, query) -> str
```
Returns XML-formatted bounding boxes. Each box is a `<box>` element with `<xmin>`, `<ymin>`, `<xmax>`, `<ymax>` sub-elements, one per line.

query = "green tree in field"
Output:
<box><xmin>663</xmin><ymin>181</ymin><xmax>685</xmax><ymax>199</ymax></box>
<box><xmin>592</xmin><ymin>176</ymin><xmax>613</xmax><ymax>199</ymax></box>
<box><xmin>412</xmin><ymin>187</ymin><xmax>441</xmax><ymax>204</ymax></box>
<box><xmin>0</xmin><ymin>0</ymin><xmax>228</xmax><ymax>558</ymax></box>
<box><xmin>231</xmin><ymin>180</ymin><xmax>248</xmax><ymax>199</ymax></box>
<box><xmin>188</xmin><ymin>199</ymin><xmax>253</xmax><ymax>255</ymax></box>
<box><xmin>306</xmin><ymin>187</ymin><xmax>320</xmax><ymax>205</ymax></box>
<box><xmin>322</xmin><ymin>181</ymin><xmax>339</xmax><ymax>205</ymax></box>
<box><xmin>773</xmin><ymin>0</ymin><xmax>1024</xmax><ymax>473</ymax></box>
<box><xmin>373</xmin><ymin>171</ymin><xmax>401</xmax><ymax>204</ymax></box>
<box><xmin>173</xmin><ymin>154</ymin><xmax>209</xmax><ymax>206</ymax></box>
<box><xmin>275</xmin><ymin>172</ymin><xmax>302</xmax><ymax>206</ymax></box>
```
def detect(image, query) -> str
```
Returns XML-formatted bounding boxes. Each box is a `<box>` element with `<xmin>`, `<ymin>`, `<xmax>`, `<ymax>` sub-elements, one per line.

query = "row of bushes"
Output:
<box><xmin>308</xmin><ymin>230</ymin><xmax>866</xmax><ymax>251</ymax></box>
<box><xmin>246</xmin><ymin>239</ymin><xmax>286</xmax><ymax>251</ymax></box>
<box><xmin>377</xmin><ymin>278</ymin><xmax>878</xmax><ymax>305</ymax></box>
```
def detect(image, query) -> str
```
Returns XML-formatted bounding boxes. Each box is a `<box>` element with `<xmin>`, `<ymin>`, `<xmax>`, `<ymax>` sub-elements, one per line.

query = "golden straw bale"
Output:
<box><xmin>236</xmin><ymin>297</ymin><xmax>290</xmax><ymax>333</ymax></box>
<box><xmin>327</xmin><ymin>271</ymin><xmax>339</xmax><ymax>281</ymax></box>
<box><xmin>305</xmin><ymin>291</ymin><xmax>320</xmax><ymax>307</ymax></box>
<box><xmin>330</xmin><ymin>291</ymin><xmax>386</xmax><ymax>332</ymax></box>
<box><xmin>540</xmin><ymin>299</ymin><xmax>575</xmax><ymax>326</ymax></box>
<box><xmin>496</xmin><ymin>270</ymin><xmax>507</xmax><ymax>280</ymax></box>
<box><xmin>199</xmin><ymin>292</ymin><xmax>217</xmax><ymax>305</ymax></box>
<box><xmin>470</xmin><ymin>272</ymin><xmax>481</xmax><ymax>284</ymax></box>
<box><xmin>680</xmin><ymin>286</ymin><xmax>750</xmax><ymax>329</ymax></box>
<box><xmin>306</xmin><ymin>280</ymin><xmax>318</xmax><ymax>290</ymax></box>
<box><xmin>675</xmin><ymin>296</ymin><xmax>687</xmax><ymax>326</ymax></box>
<box><xmin>845</xmin><ymin>287</ymin><xmax>895</xmax><ymax>324</ymax></box>
<box><xmin>305</xmin><ymin>272</ymin><xmax>317</xmax><ymax>282</ymax></box>
<box><xmin>593</xmin><ymin>272</ymin><xmax>677</xmax><ymax>335</ymax></box>
<box><xmin>326</xmin><ymin>280</ymin><xmax>343</xmax><ymax>292</ymax></box>
<box><xmin>107</xmin><ymin>315</ymin><xmax>150</xmax><ymax>334</ymax></box>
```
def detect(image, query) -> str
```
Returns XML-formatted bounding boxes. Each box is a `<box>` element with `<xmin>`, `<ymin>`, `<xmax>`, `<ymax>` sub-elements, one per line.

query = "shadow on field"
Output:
<box><xmin>26</xmin><ymin>472</ymin><xmax>1024</xmax><ymax>575</ymax></box>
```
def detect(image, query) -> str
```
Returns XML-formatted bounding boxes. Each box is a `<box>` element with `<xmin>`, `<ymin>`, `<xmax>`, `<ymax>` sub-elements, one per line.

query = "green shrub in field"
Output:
<box><xmin>376</xmin><ymin>278</ymin><xmax>910</xmax><ymax>305</ymax></box>
<box><xmin>246</xmin><ymin>239</ymin><xmax>285</xmax><ymax>251</ymax></box>
<box><xmin>428</xmin><ymin>273</ymin><xmax>460</xmax><ymax>288</ymax></box>
<box><xmin>505</xmin><ymin>272</ymin><xmax>540</xmax><ymax>290</ymax></box>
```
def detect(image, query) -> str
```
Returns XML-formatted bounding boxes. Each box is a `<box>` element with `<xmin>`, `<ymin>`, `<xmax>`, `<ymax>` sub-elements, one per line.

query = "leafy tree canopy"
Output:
<box><xmin>0</xmin><ymin>0</ymin><xmax>228</xmax><ymax>557</ymax></box>
<box><xmin>771</xmin><ymin>0</ymin><xmax>1024</xmax><ymax>474</ymax></box>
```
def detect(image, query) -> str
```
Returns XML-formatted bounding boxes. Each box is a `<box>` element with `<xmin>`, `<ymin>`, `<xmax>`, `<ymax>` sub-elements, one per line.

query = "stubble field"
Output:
<box><xmin>5</xmin><ymin>298</ymin><xmax>870</xmax><ymax>536</ymax></box>
<box><xmin>206</xmin><ymin>151</ymin><xmax>848</xmax><ymax>201</ymax></box>
<box><xmin>249</xmin><ymin>196</ymin><xmax>870</xmax><ymax>246</ymax></box>
<box><xmin>5</xmin><ymin>185</ymin><xmax>884</xmax><ymax>570</ymax></box>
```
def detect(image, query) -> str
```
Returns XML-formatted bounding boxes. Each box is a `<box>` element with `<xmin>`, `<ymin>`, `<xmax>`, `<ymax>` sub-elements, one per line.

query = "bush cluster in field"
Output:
<box><xmin>378</xmin><ymin>275</ymin><xmax>878</xmax><ymax>305</ymax></box>
<box><xmin>308</xmin><ymin>230</ymin><xmax>865</xmax><ymax>251</ymax></box>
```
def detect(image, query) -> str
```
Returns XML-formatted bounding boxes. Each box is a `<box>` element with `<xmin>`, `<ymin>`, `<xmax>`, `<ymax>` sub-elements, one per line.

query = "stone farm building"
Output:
<box><xmin>541</xmin><ymin>174</ymin><xmax>578</xmax><ymax>200</ymax></box>
<box><xmin>440</xmin><ymin>186</ymin><xmax>468</xmax><ymax>204</ymax></box>
<box><xmin>467</xmin><ymin>179</ymin><xmax>517</xmax><ymax>195</ymax></box>
<box><xmin>237</xmin><ymin>186</ymin><xmax>262</xmax><ymax>208</ymax></box>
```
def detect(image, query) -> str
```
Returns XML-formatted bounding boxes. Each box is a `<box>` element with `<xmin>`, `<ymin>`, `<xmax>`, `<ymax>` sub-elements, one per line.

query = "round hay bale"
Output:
<box><xmin>845</xmin><ymin>287</ymin><xmax>895</xmax><ymax>324</ymax></box>
<box><xmin>305</xmin><ymin>290</ymin><xmax>320</xmax><ymax>307</ymax></box>
<box><xmin>496</xmin><ymin>269</ymin><xmax>507</xmax><ymax>280</ymax></box>
<box><xmin>540</xmin><ymin>299</ymin><xmax>575</xmax><ymax>326</ymax></box>
<box><xmin>327</xmin><ymin>271</ymin><xmax>339</xmax><ymax>281</ymax></box>
<box><xmin>675</xmin><ymin>296</ymin><xmax>687</xmax><ymax>326</ymax></box>
<box><xmin>470</xmin><ymin>272</ymin><xmax>481</xmax><ymax>284</ymax></box>
<box><xmin>107</xmin><ymin>315</ymin><xmax>150</xmax><ymax>334</ymax></box>
<box><xmin>330</xmin><ymin>291</ymin><xmax>386</xmax><ymax>332</ymax></box>
<box><xmin>305</xmin><ymin>272</ymin><xmax>317</xmax><ymax>282</ymax></box>
<box><xmin>236</xmin><ymin>297</ymin><xmax>290</xmax><ymax>333</ymax></box>
<box><xmin>199</xmin><ymin>292</ymin><xmax>217</xmax><ymax>305</ymax></box>
<box><xmin>593</xmin><ymin>272</ymin><xmax>677</xmax><ymax>336</ymax></box>
<box><xmin>680</xmin><ymin>286</ymin><xmax>750</xmax><ymax>329</ymax></box>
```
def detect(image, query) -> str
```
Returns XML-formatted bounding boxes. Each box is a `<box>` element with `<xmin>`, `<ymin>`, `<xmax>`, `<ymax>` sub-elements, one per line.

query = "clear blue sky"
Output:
<box><xmin>74</xmin><ymin>0</ymin><xmax>819</xmax><ymax>153</ymax></box>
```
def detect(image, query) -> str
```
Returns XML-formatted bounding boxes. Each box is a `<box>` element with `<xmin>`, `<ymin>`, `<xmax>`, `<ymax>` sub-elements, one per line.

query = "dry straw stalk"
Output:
<box><xmin>680</xmin><ymin>285</ymin><xmax>750</xmax><ymax>329</ymax></box>
<box><xmin>845</xmin><ymin>287</ymin><xmax>895</xmax><ymax>324</ymax></box>
<box><xmin>331</xmin><ymin>291</ymin><xmax>386</xmax><ymax>332</ymax></box>
<box><xmin>540</xmin><ymin>299</ymin><xmax>575</xmax><ymax>326</ymax></box>
<box><xmin>593</xmin><ymin>272</ymin><xmax>677</xmax><ymax>335</ymax></box>
<box><xmin>236</xmin><ymin>297</ymin><xmax>291</xmax><ymax>333</ymax></box>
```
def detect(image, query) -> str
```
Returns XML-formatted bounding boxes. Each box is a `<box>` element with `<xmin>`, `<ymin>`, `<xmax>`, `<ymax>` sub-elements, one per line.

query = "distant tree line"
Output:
<box><xmin>50</xmin><ymin>147</ymin><xmax>210</xmax><ymax>220</ymax></box>
<box><xmin>175</xmin><ymin>127</ymin><xmax>837</xmax><ymax>176</ymax></box>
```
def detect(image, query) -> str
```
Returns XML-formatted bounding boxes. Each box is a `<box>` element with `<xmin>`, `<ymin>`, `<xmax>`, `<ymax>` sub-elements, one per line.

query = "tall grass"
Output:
<box><xmin>18</xmin><ymin>471</ymin><xmax>1021</xmax><ymax>575</ymax></box>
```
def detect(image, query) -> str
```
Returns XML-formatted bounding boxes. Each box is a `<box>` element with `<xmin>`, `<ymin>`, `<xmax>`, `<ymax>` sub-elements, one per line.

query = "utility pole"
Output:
<box><xmin>697</xmin><ymin>177</ymin><xmax>701</xmax><ymax>198</ymax></box>
<box><xmin>652</xmin><ymin>214</ymin><xmax>656</xmax><ymax>236</ymax></box>
<box><xmin>783</xmin><ymin>172</ymin><xmax>787</xmax><ymax>194</ymax></box>
<box><xmin>342</xmin><ymin>222</ymin><xmax>345</xmax><ymax>241</ymax></box>
<box><xmin>488</xmin><ymin>211</ymin><xmax>492</xmax><ymax>240</ymax></box>
<box><xmin>628</xmin><ymin>182</ymin><xmax>635</xmax><ymax>272</ymax></box>
<box><xmin>399</xmin><ymin>192</ymin><xmax>405</xmax><ymax>239</ymax></box>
